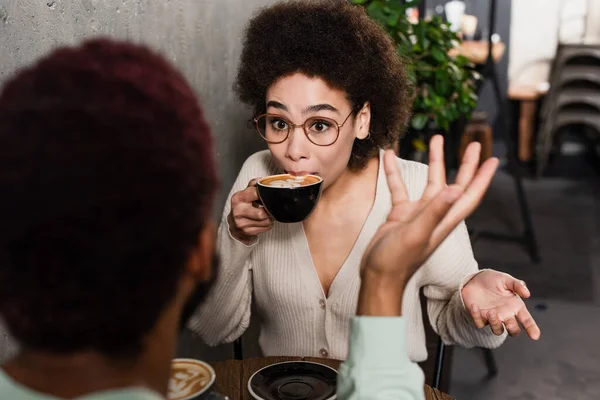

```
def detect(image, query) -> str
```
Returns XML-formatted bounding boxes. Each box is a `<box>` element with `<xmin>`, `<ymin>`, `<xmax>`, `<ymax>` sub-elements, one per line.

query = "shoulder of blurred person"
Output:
<box><xmin>0</xmin><ymin>367</ymin><xmax>162</xmax><ymax>400</ymax></box>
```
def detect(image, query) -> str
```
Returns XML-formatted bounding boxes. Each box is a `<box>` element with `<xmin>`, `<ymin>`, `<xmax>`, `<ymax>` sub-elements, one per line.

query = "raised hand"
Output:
<box><xmin>358</xmin><ymin>135</ymin><xmax>499</xmax><ymax>315</ymax></box>
<box><xmin>361</xmin><ymin>135</ymin><xmax>498</xmax><ymax>282</ymax></box>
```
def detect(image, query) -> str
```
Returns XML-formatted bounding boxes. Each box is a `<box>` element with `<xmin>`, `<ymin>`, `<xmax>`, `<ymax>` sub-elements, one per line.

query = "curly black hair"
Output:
<box><xmin>0</xmin><ymin>39</ymin><xmax>218</xmax><ymax>357</ymax></box>
<box><xmin>235</xmin><ymin>0</ymin><xmax>412</xmax><ymax>170</ymax></box>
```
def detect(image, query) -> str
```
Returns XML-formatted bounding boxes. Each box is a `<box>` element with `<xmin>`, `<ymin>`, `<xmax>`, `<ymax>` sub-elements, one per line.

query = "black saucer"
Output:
<box><xmin>248</xmin><ymin>361</ymin><xmax>337</xmax><ymax>400</ymax></box>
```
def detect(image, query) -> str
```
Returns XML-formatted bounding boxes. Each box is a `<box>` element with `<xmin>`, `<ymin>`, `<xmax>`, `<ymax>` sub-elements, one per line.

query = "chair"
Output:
<box><xmin>418</xmin><ymin>290</ymin><xmax>454</xmax><ymax>393</ymax></box>
<box><xmin>458</xmin><ymin>112</ymin><xmax>493</xmax><ymax>165</ymax></box>
<box><xmin>535</xmin><ymin>43</ymin><xmax>600</xmax><ymax>175</ymax></box>
<box><xmin>432</xmin><ymin>340</ymin><xmax>497</xmax><ymax>390</ymax></box>
<box><xmin>234</xmin><ymin>338</ymin><xmax>243</xmax><ymax>360</ymax></box>
<box><xmin>556</xmin><ymin>65</ymin><xmax>600</xmax><ymax>88</ymax></box>
<box><xmin>541</xmin><ymin>88</ymin><xmax>600</xmax><ymax>121</ymax></box>
<box><xmin>507</xmin><ymin>84</ymin><xmax>547</xmax><ymax>163</ymax></box>
<box><xmin>428</xmin><ymin>225</ymin><xmax>501</xmax><ymax>390</ymax></box>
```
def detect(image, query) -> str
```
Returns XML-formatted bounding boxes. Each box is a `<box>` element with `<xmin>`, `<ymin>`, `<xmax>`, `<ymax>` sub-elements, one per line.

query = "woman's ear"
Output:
<box><xmin>355</xmin><ymin>102</ymin><xmax>371</xmax><ymax>140</ymax></box>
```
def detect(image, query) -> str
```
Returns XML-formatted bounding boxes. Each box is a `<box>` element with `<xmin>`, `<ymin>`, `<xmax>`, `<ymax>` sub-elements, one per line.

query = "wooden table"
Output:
<box><xmin>210</xmin><ymin>356</ymin><xmax>454</xmax><ymax>400</ymax></box>
<box><xmin>448</xmin><ymin>40</ymin><xmax>506</xmax><ymax>65</ymax></box>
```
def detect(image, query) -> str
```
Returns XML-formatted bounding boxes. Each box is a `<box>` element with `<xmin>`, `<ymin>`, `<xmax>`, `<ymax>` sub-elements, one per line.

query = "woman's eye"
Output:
<box><xmin>310</xmin><ymin>120</ymin><xmax>331</xmax><ymax>133</ymax></box>
<box><xmin>269</xmin><ymin>119</ymin><xmax>288</xmax><ymax>131</ymax></box>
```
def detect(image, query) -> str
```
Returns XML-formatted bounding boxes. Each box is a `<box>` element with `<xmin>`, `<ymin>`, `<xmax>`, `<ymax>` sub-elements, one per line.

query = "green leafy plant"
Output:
<box><xmin>351</xmin><ymin>0</ymin><xmax>479</xmax><ymax>133</ymax></box>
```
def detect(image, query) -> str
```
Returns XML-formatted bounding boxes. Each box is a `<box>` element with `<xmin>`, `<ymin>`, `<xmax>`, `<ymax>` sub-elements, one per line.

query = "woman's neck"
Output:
<box><xmin>320</xmin><ymin>155</ymin><xmax>379</xmax><ymax>207</ymax></box>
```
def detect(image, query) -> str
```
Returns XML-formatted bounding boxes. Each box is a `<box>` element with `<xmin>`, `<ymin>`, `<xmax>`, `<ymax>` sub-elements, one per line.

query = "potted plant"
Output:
<box><xmin>351</xmin><ymin>0</ymin><xmax>480</xmax><ymax>161</ymax></box>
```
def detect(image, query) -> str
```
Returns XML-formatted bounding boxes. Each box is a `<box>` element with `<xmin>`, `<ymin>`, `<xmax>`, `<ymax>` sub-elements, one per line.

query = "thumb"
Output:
<box><xmin>247</xmin><ymin>178</ymin><xmax>261</xmax><ymax>188</ymax></box>
<box><xmin>506</xmin><ymin>276</ymin><xmax>531</xmax><ymax>298</ymax></box>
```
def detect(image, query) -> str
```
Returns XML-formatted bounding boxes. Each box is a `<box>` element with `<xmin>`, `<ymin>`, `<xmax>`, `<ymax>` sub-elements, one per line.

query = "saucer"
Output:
<box><xmin>248</xmin><ymin>361</ymin><xmax>337</xmax><ymax>400</ymax></box>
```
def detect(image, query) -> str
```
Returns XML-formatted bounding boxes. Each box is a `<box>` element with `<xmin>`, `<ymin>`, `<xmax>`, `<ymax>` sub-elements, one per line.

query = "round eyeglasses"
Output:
<box><xmin>253</xmin><ymin>110</ymin><xmax>355</xmax><ymax>147</ymax></box>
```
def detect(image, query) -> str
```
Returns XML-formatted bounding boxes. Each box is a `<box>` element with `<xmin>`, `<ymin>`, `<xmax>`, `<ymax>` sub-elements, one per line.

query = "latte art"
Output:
<box><xmin>265</xmin><ymin>177</ymin><xmax>305</xmax><ymax>188</ymax></box>
<box><xmin>168</xmin><ymin>359</ymin><xmax>214</xmax><ymax>400</ymax></box>
<box><xmin>260</xmin><ymin>174</ymin><xmax>321</xmax><ymax>188</ymax></box>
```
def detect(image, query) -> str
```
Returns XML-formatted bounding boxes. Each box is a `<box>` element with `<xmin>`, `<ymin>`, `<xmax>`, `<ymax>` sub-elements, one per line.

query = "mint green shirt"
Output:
<box><xmin>338</xmin><ymin>317</ymin><xmax>425</xmax><ymax>400</ymax></box>
<box><xmin>1</xmin><ymin>317</ymin><xmax>422</xmax><ymax>400</ymax></box>
<box><xmin>0</xmin><ymin>370</ymin><xmax>162</xmax><ymax>400</ymax></box>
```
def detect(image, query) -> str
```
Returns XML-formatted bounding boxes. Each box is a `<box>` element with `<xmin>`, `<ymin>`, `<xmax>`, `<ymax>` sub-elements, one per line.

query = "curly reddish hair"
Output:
<box><xmin>0</xmin><ymin>38</ymin><xmax>218</xmax><ymax>356</ymax></box>
<box><xmin>235</xmin><ymin>0</ymin><xmax>412</xmax><ymax>170</ymax></box>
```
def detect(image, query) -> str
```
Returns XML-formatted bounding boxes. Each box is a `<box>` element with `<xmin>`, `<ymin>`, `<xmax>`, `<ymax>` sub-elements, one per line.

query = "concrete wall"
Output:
<box><xmin>0</xmin><ymin>0</ymin><xmax>272</xmax><ymax>214</ymax></box>
<box><xmin>0</xmin><ymin>0</ymin><xmax>277</xmax><ymax>362</ymax></box>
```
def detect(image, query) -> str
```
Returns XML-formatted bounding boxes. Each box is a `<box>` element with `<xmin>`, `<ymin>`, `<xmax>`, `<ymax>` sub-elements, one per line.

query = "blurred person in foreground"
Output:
<box><xmin>0</xmin><ymin>38</ymin><xmax>499</xmax><ymax>400</ymax></box>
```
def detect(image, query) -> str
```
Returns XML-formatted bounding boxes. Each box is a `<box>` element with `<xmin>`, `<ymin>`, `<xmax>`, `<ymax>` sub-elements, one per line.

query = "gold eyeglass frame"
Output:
<box><xmin>252</xmin><ymin>109</ymin><xmax>356</xmax><ymax>147</ymax></box>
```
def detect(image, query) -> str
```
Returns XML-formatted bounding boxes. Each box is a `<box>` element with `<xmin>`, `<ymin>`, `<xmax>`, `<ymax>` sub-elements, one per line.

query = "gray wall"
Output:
<box><xmin>0</xmin><ymin>0</ymin><xmax>272</xmax><ymax>214</ymax></box>
<box><xmin>0</xmin><ymin>0</ymin><xmax>276</xmax><ymax>362</ymax></box>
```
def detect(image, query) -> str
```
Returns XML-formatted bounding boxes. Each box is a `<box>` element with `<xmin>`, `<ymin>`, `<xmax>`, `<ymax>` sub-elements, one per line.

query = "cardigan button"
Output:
<box><xmin>319</xmin><ymin>348</ymin><xmax>329</xmax><ymax>358</ymax></box>
<box><xmin>319</xmin><ymin>299</ymin><xmax>326</xmax><ymax>309</ymax></box>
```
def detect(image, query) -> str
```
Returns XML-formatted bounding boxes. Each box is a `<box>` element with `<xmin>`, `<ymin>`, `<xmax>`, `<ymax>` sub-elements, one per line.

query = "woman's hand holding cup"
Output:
<box><xmin>228</xmin><ymin>178</ymin><xmax>273</xmax><ymax>243</ymax></box>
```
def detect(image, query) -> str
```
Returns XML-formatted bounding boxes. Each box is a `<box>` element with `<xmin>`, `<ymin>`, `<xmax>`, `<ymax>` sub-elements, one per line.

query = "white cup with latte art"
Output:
<box><xmin>168</xmin><ymin>358</ymin><xmax>216</xmax><ymax>400</ymax></box>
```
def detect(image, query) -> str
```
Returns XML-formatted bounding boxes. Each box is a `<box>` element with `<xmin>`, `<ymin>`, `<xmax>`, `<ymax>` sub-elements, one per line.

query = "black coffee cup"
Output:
<box><xmin>257</xmin><ymin>174</ymin><xmax>323</xmax><ymax>223</ymax></box>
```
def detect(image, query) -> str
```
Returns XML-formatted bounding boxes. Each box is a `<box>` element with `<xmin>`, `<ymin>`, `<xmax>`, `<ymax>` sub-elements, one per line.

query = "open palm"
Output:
<box><xmin>462</xmin><ymin>269</ymin><xmax>541</xmax><ymax>340</ymax></box>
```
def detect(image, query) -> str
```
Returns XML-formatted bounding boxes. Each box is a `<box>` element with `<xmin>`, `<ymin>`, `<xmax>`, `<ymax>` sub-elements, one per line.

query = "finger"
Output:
<box><xmin>517</xmin><ymin>307</ymin><xmax>541</xmax><ymax>340</ymax></box>
<box><xmin>236</xmin><ymin>185</ymin><xmax>260</xmax><ymax>204</ymax></box>
<box><xmin>412</xmin><ymin>186</ymin><xmax>463</xmax><ymax>247</ymax></box>
<box><xmin>430</xmin><ymin>157</ymin><xmax>499</xmax><ymax>242</ymax></box>
<box><xmin>454</xmin><ymin>141</ymin><xmax>481</xmax><ymax>189</ymax></box>
<box><xmin>383</xmin><ymin>149</ymin><xmax>409</xmax><ymax>205</ymax></box>
<box><xmin>469</xmin><ymin>304</ymin><xmax>486</xmax><ymax>329</ymax></box>
<box><xmin>235</xmin><ymin>204</ymin><xmax>271</xmax><ymax>222</ymax></box>
<box><xmin>243</xmin><ymin>226</ymin><xmax>272</xmax><ymax>236</ymax></box>
<box><xmin>422</xmin><ymin>135</ymin><xmax>446</xmax><ymax>200</ymax></box>
<box><xmin>236</xmin><ymin>218</ymin><xmax>273</xmax><ymax>230</ymax></box>
<box><xmin>506</xmin><ymin>277</ymin><xmax>531</xmax><ymax>299</ymax></box>
<box><xmin>503</xmin><ymin>317</ymin><xmax>521</xmax><ymax>337</ymax></box>
<box><xmin>247</xmin><ymin>178</ymin><xmax>260</xmax><ymax>188</ymax></box>
<box><xmin>486</xmin><ymin>310</ymin><xmax>505</xmax><ymax>336</ymax></box>
<box><xmin>450</xmin><ymin>156</ymin><xmax>499</xmax><ymax>213</ymax></box>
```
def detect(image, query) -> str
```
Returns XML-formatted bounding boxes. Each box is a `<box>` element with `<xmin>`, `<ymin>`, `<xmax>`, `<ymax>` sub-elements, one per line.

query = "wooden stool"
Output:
<box><xmin>507</xmin><ymin>84</ymin><xmax>548</xmax><ymax>162</ymax></box>
<box><xmin>459</xmin><ymin>111</ymin><xmax>493</xmax><ymax>165</ymax></box>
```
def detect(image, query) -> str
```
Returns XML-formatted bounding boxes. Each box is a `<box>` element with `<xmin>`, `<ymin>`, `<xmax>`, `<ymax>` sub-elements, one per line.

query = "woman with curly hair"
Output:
<box><xmin>189</xmin><ymin>0</ymin><xmax>540</xmax><ymax>361</ymax></box>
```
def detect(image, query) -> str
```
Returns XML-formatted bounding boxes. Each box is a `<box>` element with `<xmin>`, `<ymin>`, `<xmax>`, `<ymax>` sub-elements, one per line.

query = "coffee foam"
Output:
<box><xmin>266</xmin><ymin>177</ymin><xmax>304</xmax><ymax>188</ymax></box>
<box><xmin>261</xmin><ymin>174</ymin><xmax>321</xmax><ymax>188</ymax></box>
<box><xmin>168</xmin><ymin>359</ymin><xmax>214</xmax><ymax>400</ymax></box>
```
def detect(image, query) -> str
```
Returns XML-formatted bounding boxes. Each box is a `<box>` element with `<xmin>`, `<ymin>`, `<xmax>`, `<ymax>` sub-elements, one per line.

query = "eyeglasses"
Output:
<box><xmin>253</xmin><ymin>110</ymin><xmax>355</xmax><ymax>147</ymax></box>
